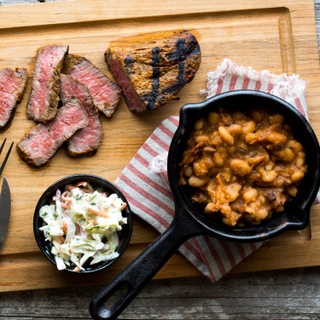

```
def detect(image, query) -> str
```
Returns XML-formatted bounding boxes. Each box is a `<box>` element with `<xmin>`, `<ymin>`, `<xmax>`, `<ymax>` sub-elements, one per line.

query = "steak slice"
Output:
<box><xmin>60</xmin><ymin>74</ymin><xmax>103</xmax><ymax>156</ymax></box>
<box><xmin>0</xmin><ymin>68</ymin><xmax>28</xmax><ymax>132</ymax></box>
<box><xmin>105</xmin><ymin>30</ymin><xmax>201</xmax><ymax>112</ymax></box>
<box><xmin>62</xmin><ymin>54</ymin><xmax>121</xmax><ymax>117</ymax></box>
<box><xmin>27</xmin><ymin>45</ymin><xmax>69</xmax><ymax>123</ymax></box>
<box><xmin>17</xmin><ymin>97</ymin><xmax>88</xmax><ymax>166</ymax></box>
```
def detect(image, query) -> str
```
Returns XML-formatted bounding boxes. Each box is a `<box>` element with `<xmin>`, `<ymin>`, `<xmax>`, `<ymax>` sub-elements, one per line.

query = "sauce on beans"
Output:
<box><xmin>179</xmin><ymin>107</ymin><xmax>307</xmax><ymax>227</ymax></box>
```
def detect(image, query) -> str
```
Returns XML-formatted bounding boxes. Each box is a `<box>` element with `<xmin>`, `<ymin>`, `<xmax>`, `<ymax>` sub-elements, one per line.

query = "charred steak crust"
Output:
<box><xmin>62</xmin><ymin>54</ymin><xmax>121</xmax><ymax>117</ymax></box>
<box><xmin>60</xmin><ymin>74</ymin><xmax>103</xmax><ymax>157</ymax></box>
<box><xmin>27</xmin><ymin>45</ymin><xmax>69</xmax><ymax>123</ymax></box>
<box><xmin>105</xmin><ymin>30</ymin><xmax>201</xmax><ymax>112</ymax></box>
<box><xmin>0</xmin><ymin>67</ymin><xmax>28</xmax><ymax>133</ymax></box>
<box><xmin>17</xmin><ymin>97</ymin><xmax>88</xmax><ymax>167</ymax></box>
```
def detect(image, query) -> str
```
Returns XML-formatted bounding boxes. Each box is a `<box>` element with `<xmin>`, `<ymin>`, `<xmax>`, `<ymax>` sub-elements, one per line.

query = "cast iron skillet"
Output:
<box><xmin>90</xmin><ymin>91</ymin><xmax>320</xmax><ymax>319</ymax></box>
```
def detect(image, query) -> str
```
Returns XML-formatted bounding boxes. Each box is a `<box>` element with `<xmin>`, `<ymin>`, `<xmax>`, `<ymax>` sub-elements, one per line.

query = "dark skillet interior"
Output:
<box><xmin>168</xmin><ymin>91</ymin><xmax>320</xmax><ymax>242</ymax></box>
<box><xmin>33</xmin><ymin>174</ymin><xmax>133</xmax><ymax>273</ymax></box>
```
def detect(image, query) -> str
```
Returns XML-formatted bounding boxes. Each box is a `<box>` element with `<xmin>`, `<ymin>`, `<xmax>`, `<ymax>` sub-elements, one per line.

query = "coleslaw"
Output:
<box><xmin>39</xmin><ymin>181</ymin><xmax>127</xmax><ymax>272</ymax></box>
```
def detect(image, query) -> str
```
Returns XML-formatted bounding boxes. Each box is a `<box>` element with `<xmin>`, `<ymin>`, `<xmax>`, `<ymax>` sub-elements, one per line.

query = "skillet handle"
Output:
<box><xmin>89</xmin><ymin>207</ymin><xmax>205</xmax><ymax>320</ymax></box>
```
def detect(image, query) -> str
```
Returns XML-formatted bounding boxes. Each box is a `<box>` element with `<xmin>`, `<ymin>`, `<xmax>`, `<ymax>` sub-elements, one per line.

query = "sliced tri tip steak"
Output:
<box><xmin>62</xmin><ymin>54</ymin><xmax>121</xmax><ymax>117</ymax></box>
<box><xmin>17</xmin><ymin>97</ymin><xmax>88</xmax><ymax>166</ymax></box>
<box><xmin>27</xmin><ymin>45</ymin><xmax>69</xmax><ymax>123</ymax></box>
<box><xmin>60</xmin><ymin>74</ymin><xmax>103</xmax><ymax>157</ymax></box>
<box><xmin>0</xmin><ymin>67</ymin><xmax>28</xmax><ymax>132</ymax></box>
<box><xmin>105</xmin><ymin>30</ymin><xmax>201</xmax><ymax>112</ymax></box>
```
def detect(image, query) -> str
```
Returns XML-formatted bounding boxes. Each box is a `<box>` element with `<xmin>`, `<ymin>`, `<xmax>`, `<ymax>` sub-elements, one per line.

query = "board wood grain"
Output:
<box><xmin>0</xmin><ymin>0</ymin><xmax>319</xmax><ymax>292</ymax></box>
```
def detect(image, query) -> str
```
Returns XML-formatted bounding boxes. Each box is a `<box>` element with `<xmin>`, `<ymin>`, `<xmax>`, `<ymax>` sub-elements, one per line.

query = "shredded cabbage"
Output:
<box><xmin>39</xmin><ymin>182</ymin><xmax>127</xmax><ymax>271</ymax></box>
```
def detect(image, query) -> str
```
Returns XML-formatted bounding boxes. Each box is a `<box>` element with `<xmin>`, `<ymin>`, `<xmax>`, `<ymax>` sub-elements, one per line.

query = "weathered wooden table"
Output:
<box><xmin>1</xmin><ymin>0</ymin><xmax>320</xmax><ymax>319</ymax></box>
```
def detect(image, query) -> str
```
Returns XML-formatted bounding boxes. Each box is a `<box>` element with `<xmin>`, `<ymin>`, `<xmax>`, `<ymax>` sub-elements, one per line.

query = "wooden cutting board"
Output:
<box><xmin>0</xmin><ymin>0</ymin><xmax>320</xmax><ymax>292</ymax></box>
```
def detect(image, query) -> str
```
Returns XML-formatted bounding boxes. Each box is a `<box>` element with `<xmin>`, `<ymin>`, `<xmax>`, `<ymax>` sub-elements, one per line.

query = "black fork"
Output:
<box><xmin>0</xmin><ymin>139</ymin><xmax>14</xmax><ymax>177</ymax></box>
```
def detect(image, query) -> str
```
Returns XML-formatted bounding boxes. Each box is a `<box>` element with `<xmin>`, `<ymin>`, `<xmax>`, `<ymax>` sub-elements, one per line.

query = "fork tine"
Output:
<box><xmin>0</xmin><ymin>138</ymin><xmax>7</xmax><ymax>156</ymax></box>
<box><xmin>0</xmin><ymin>141</ymin><xmax>14</xmax><ymax>178</ymax></box>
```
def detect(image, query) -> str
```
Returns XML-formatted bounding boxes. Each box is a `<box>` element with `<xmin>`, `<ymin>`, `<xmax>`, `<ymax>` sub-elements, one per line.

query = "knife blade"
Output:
<box><xmin>0</xmin><ymin>177</ymin><xmax>11</xmax><ymax>253</ymax></box>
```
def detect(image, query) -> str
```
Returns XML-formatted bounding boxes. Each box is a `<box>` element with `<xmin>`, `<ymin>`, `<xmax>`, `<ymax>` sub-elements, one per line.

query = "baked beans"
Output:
<box><xmin>180</xmin><ymin>107</ymin><xmax>307</xmax><ymax>227</ymax></box>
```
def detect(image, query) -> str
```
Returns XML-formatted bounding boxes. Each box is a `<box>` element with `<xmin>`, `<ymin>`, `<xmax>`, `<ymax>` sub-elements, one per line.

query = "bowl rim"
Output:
<box><xmin>33</xmin><ymin>174</ymin><xmax>133</xmax><ymax>273</ymax></box>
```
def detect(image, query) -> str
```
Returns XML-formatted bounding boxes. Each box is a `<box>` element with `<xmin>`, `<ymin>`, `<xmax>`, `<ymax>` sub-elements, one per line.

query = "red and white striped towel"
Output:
<box><xmin>114</xmin><ymin>59</ymin><xmax>318</xmax><ymax>282</ymax></box>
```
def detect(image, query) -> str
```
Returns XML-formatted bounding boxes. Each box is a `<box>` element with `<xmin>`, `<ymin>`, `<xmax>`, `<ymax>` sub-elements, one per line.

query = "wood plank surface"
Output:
<box><xmin>3</xmin><ymin>267</ymin><xmax>320</xmax><ymax>320</ymax></box>
<box><xmin>0</xmin><ymin>0</ymin><xmax>320</xmax><ymax>293</ymax></box>
<box><xmin>1</xmin><ymin>0</ymin><xmax>320</xmax><ymax>318</ymax></box>
<box><xmin>1</xmin><ymin>0</ymin><xmax>320</xmax><ymax>319</ymax></box>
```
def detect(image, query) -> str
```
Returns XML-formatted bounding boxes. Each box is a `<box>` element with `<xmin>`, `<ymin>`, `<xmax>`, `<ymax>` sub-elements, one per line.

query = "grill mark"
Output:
<box><xmin>164</xmin><ymin>33</ymin><xmax>200</xmax><ymax>64</ymax></box>
<box><xmin>192</xmin><ymin>42</ymin><xmax>201</xmax><ymax>56</ymax></box>
<box><xmin>161</xmin><ymin>62</ymin><xmax>186</xmax><ymax>96</ymax></box>
<box><xmin>124</xmin><ymin>55</ymin><xmax>134</xmax><ymax>67</ymax></box>
<box><xmin>161</xmin><ymin>38</ymin><xmax>188</xmax><ymax>96</ymax></box>
<box><xmin>166</xmin><ymin>38</ymin><xmax>186</xmax><ymax>62</ymax></box>
<box><xmin>144</xmin><ymin>47</ymin><xmax>160</xmax><ymax>110</ymax></box>
<box><xmin>141</xmin><ymin>33</ymin><xmax>200</xmax><ymax>108</ymax></box>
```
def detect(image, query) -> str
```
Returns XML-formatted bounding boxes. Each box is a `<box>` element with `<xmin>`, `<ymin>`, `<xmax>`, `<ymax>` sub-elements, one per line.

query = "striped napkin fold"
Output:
<box><xmin>114</xmin><ymin>58</ymin><xmax>317</xmax><ymax>283</ymax></box>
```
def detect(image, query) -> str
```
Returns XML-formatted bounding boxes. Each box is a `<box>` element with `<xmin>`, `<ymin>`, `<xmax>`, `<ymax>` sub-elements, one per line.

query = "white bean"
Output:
<box><xmin>261</xmin><ymin>170</ymin><xmax>277</xmax><ymax>182</ymax></box>
<box><xmin>229</xmin><ymin>124</ymin><xmax>243</xmax><ymax>136</ymax></box>
<box><xmin>214</xmin><ymin>153</ymin><xmax>225</xmax><ymax>166</ymax></box>
<box><xmin>243</xmin><ymin>188</ymin><xmax>258</xmax><ymax>203</ymax></box>
<box><xmin>226</xmin><ymin>183</ymin><xmax>241</xmax><ymax>202</ymax></box>
<box><xmin>230</xmin><ymin>159</ymin><xmax>251</xmax><ymax>177</ymax></box>
<box><xmin>218</xmin><ymin>126</ymin><xmax>234</xmax><ymax>145</ymax></box>
<box><xmin>208</xmin><ymin>112</ymin><xmax>220</xmax><ymax>124</ymax></box>
<box><xmin>188</xmin><ymin>176</ymin><xmax>207</xmax><ymax>187</ymax></box>
<box><xmin>194</xmin><ymin>119</ymin><xmax>204</xmax><ymax>130</ymax></box>
<box><xmin>256</xmin><ymin>207</ymin><xmax>269</xmax><ymax>220</ymax></box>
<box><xmin>195</xmin><ymin>135</ymin><xmax>208</xmax><ymax>143</ymax></box>
<box><xmin>242</xmin><ymin>121</ymin><xmax>256</xmax><ymax>134</ymax></box>
<box><xmin>184</xmin><ymin>166</ymin><xmax>193</xmax><ymax>177</ymax></box>
<box><xmin>291</xmin><ymin>170</ymin><xmax>304</xmax><ymax>182</ymax></box>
